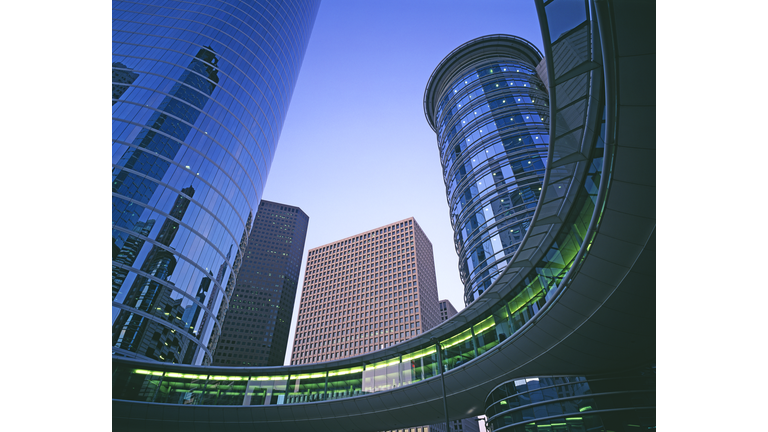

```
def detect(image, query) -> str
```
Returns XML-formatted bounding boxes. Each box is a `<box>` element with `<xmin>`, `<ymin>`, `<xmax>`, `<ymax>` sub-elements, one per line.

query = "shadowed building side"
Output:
<box><xmin>213</xmin><ymin>200</ymin><xmax>309</xmax><ymax>367</ymax></box>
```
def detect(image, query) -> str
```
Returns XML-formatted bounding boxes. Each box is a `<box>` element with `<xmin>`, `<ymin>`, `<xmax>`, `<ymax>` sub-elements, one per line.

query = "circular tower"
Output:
<box><xmin>424</xmin><ymin>35</ymin><xmax>550</xmax><ymax>305</ymax></box>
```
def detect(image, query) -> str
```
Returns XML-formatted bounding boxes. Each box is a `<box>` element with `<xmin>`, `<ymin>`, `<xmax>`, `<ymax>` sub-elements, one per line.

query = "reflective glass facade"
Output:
<box><xmin>112</xmin><ymin>0</ymin><xmax>320</xmax><ymax>365</ymax></box>
<box><xmin>424</xmin><ymin>36</ymin><xmax>550</xmax><ymax>305</ymax></box>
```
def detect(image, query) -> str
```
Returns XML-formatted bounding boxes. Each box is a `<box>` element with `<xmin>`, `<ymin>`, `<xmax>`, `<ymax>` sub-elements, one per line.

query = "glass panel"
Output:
<box><xmin>402</xmin><ymin>345</ymin><xmax>438</xmax><ymax>381</ymax></box>
<box><xmin>384</xmin><ymin>361</ymin><xmax>401</xmax><ymax>391</ymax></box>
<box><xmin>286</xmin><ymin>372</ymin><xmax>327</xmax><ymax>403</ymax></box>
<box><xmin>326</xmin><ymin>367</ymin><xmax>364</xmax><ymax>400</ymax></box>
<box><xmin>152</xmin><ymin>372</ymin><xmax>209</xmax><ymax>405</ymax></box>
<box><xmin>507</xmin><ymin>283</ymin><xmax>539</xmax><ymax>329</ymax></box>
<box><xmin>545</xmin><ymin>0</ymin><xmax>588</xmax><ymax>43</ymax></box>
<box><xmin>473</xmin><ymin>315</ymin><xmax>499</xmax><ymax>355</ymax></box>
<box><xmin>115</xmin><ymin>367</ymin><xmax>167</xmax><ymax>402</ymax></box>
<box><xmin>244</xmin><ymin>375</ymin><xmax>288</xmax><ymax>405</ymax></box>
<box><xmin>363</xmin><ymin>361</ymin><xmax>380</xmax><ymax>393</ymax></box>
<box><xmin>441</xmin><ymin>328</ymin><xmax>475</xmax><ymax>371</ymax></box>
<box><xmin>200</xmin><ymin>374</ymin><xmax>247</xmax><ymax>405</ymax></box>
<box><xmin>399</xmin><ymin>359</ymin><xmax>414</xmax><ymax>387</ymax></box>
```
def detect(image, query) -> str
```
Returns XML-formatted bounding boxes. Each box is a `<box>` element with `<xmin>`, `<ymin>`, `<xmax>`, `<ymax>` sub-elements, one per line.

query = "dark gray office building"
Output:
<box><xmin>212</xmin><ymin>200</ymin><xmax>309</xmax><ymax>366</ymax></box>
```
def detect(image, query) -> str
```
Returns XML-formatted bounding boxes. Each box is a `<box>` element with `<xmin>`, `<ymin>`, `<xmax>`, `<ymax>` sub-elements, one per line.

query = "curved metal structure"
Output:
<box><xmin>113</xmin><ymin>1</ymin><xmax>655</xmax><ymax>430</ymax></box>
<box><xmin>484</xmin><ymin>368</ymin><xmax>656</xmax><ymax>431</ymax></box>
<box><xmin>423</xmin><ymin>35</ymin><xmax>551</xmax><ymax>306</ymax></box>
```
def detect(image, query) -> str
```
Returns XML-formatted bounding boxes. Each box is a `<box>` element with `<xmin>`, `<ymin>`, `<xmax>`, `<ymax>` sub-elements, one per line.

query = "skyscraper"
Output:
<box><xmin>424</xmin><ymin>35</ymin><xmax>550</xmax><ymax>305</ymax></box>
<box><xmin>292</xmin><ymin>217</ymin><xmax>445</xmax><ymax>432</ymax></box>
<box><xmin>212</xmin><ymin>200</ymin><xmax>309</xmax><ymax>366</ymax></box>
<box><xmin>112</xmin><ymin>0</ymin><xmax>320</xmax><ymax>365</ymax></box>
<box><xmin>290</xmin><ymin>217</ymin><xmax>441</xmax><ymax>365</ymax></box>
<box><xmin>422</xmin><ymin>37</ymin><xmax>549</xmax><ymax>432</ymax></box>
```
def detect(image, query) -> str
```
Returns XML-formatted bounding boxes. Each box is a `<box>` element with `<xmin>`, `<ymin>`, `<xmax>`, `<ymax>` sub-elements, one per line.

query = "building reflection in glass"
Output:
<box><xmin>111</xmin><ymin>0</ymin><xmax>320</xmax><ymax>364</ymax></box>
<box><xmin>114</xmin><ymin>187</ymin><xmax>203</xmax><ymax>363</ymax></box>
<box><xmin>112</xmin><ymin>47</ymin><xmax>219</xmax><ymax>255</ymax></box>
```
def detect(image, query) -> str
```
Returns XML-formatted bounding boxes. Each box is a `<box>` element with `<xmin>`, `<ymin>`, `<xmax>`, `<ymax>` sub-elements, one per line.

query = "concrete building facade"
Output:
<box><xmin>290</xmin><ymin>217</ymin><xmax>440</xmax><ymax>365</ymax></box>
<box><xmin>439</xmin><ymin>299</ymin><xmax>459</xmax><ymax>322</ymax></box>
<box><xmin>291</xmin><ymin>217</ymin><xmax>450</xmax><ymax>432</ymax></box>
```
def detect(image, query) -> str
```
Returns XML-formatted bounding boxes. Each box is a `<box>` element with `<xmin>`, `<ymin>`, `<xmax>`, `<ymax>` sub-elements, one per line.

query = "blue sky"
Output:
<box><xmin>262</xmin><ymin>0</ymin><xmax>545</xmax><ymax>364</ymax></box>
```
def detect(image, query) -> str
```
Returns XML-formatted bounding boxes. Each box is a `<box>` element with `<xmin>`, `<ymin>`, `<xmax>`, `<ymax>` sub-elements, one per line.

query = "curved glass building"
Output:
<box><xmin>111</xmin><ymin>0</ymin><xmax>320</xmax><ymax>365</ymax></box>
<box><xmin>424</xmin><ymin>35</ymin><xmax>550</xmax><ymax>305</ymax></box>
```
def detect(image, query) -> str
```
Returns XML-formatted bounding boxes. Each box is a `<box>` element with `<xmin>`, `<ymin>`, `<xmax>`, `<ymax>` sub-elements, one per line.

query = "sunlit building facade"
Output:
<box><xmin>292</xmin><ymin>218</ymin><xmax>445</xmax><ymax>432</ymax></box>
<box><xmin>111</xmin><ymin>0</ymin><xmax>320</xmax><ymax>365</ymax></box>
<box><xmin>290</xmin><ymin>218</ymin><xmax>441</xmax><ymax>365</ymax></box>
<box><xmin>424</xmin><ymin>35</ymin><xmax>550</xmax><ymax>305</ymax></box>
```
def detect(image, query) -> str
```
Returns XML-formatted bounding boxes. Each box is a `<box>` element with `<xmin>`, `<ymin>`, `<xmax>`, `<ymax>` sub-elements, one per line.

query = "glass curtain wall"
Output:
<box><xmin>112</xmin><ymin>0</ymin><xmax>320</xmax><ymax>365</ymax></box>
<box><xmin>424</xmin><ymin>35</ymin><xmax>551</xmax><ymax>305</ymax></box>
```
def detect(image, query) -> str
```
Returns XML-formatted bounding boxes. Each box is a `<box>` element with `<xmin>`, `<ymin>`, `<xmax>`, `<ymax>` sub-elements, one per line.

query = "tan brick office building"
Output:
<box><xmin>290</xmin><ymin>217</ymin><xmax>440</xmax><ymax>365</ymax></box>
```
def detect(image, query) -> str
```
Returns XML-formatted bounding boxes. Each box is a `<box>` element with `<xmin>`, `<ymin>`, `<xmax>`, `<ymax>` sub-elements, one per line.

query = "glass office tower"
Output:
<box><xmin>112</xmin><ymin>0</ymin><xmax>320</xmax><ymax>365</ymax></box>
<box><xmin>424</xmin><ymin>35</ymin><xmax>550</xmax><ymax>305</ymax></box>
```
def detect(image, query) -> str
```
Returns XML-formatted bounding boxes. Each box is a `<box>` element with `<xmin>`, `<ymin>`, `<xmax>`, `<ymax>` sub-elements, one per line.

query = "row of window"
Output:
<box><xmin>308</xmin><ymin>221</ymin><xmax>414</xmax><ymax>258</ymax></box>
<box><xmin>439</xmin><ymin>88</ymin><xmax>547</xmax><ymax>142</ymax></box>
<box><xmin>295</xmin><ymin>319</ymin><xmax>422</xmax><ymax>353</ymax></box>
<box><xmin>295</xmin><ymin>328</ymin><xmax>423</xmax><ymax>364</ymax></box>
<box><xmin>295</xmin><ymin>233</ymin><xmax>423</xmax><ymax>365</ymax></box>
<box><xmin>435</xmin><ymin>61</ymin><xmax>538</xmax><ymax>121</ymax></box>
